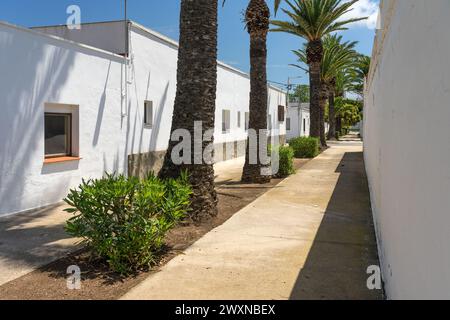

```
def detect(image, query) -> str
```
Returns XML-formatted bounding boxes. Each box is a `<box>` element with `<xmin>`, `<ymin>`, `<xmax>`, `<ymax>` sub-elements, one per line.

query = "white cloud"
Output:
<box><xmin>340</xmin><ymin>0</ymin><xmax>379</xmax><ymax>30</ymax></box>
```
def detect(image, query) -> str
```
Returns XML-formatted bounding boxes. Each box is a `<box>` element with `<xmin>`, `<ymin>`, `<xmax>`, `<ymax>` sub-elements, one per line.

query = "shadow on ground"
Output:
<box><xmin>290</xmin><ymin>151</ymin><xmax>384</xmax><ymax>300</ymax></box>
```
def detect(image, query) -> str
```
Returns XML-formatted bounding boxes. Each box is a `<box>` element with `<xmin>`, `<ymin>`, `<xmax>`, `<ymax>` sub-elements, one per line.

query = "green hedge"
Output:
<box><xmin>276</xmin><ymin>145</ymin><xmax>296</xmax><ymax>177</ymax></box>
<box><xmin>64</xmin><ymin>172</ymin><xmax>192</xmax><ymax>274</ymax></box>
<box><xmin>289</xmin><ymin>137</ymin><xmax>320</xmax><ymax>158</ymax></box>
<box><xmin>268</xmin><ymin>145</ymin><xmax>296</xmax><ymax>178</ymax></box>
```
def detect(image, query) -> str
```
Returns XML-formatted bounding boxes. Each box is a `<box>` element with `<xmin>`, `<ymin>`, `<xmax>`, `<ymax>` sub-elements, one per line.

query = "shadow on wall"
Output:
<box><xmin>92</xmin><ymin>61</ymin><xmax>112</xmax><ymax>147</ymax></box>
<box><xmin>0</xmin><ymin>27</ymin><xmax>124</xmax><ymax>216</ymax></box>
<box><xmin>0</xmin><ymin>30</ymin><xmax>77</xmax><ymax>215</ymax></box>
<box><xmin>289</xmin><ymin>152</ymin><xmax>384</xmax><ymax>300</ymax></box>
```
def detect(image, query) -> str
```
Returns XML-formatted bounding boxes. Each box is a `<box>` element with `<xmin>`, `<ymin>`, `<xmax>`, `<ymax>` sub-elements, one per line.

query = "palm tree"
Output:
<box><xmin>241</xmin><ymin>0</ymin><xmax>272</xmax><ymax>184</ymax></box>
<box><xmin>272</xmin><ymin>0</ymin><xmax>366</xmax><ymax>146</ymax></box>
<box><xmin>349</xmin><ymin>54</ymin><xmax>371</xmax><ymax>97</ymax></box>
<box><xmin>159</xmin><ymin>0</ymin><xmax>219</xmax><ymax>221</ymax></box>
<box><xmin>292</xmin><ymin>34</ymin><xmax>357</xmax><ymax>144</ymax></box>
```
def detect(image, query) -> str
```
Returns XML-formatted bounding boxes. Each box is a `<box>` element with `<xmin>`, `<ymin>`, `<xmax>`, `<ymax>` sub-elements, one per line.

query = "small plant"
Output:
<box><xmin>289</xmin><ymin>137</ymin><xmax>320</xmax><ymax>158</ymax></box>
<box><xmin>64</xmin><ymin>172</ymin><xmax>192</xmax><ymax>275</ymax></box>
<box><xmin>273</xmin><ymin>145</ymin><xmax>295</xmax><ymax>178</ymax></box>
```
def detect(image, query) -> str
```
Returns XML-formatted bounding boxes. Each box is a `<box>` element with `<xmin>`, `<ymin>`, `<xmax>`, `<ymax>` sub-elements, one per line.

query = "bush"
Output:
<box><xmin>272</xmin><ymin>145</ymin><xmax>295</xmax><ymax>178</ymax></box>
<box><xmin>64</xmin><ymin>172</ymin><xmax>192</xmax><ymax>274</ymax></box>
<box><xmin>289</xmin><ymin>137</ymin><xmax>320</xmax><ymax>158</ymax></box>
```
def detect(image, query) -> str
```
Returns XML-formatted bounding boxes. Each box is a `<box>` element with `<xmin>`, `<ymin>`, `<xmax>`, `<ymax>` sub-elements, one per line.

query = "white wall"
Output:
<box><xmin>0</xmin><ymin>21</ymin><xmax>286</xmax><ymax>216</ymax></box>
<box><xmin>286</xmin><ymin>103</ymin><xmax>310</xmax><ymax>140</ymax></box>
<box><xmin>0</xmin><ymin>22</ymin><xmax>127</xmax><ymax>216</ymax></box>
<box><xmin>364</xmin><ymin>0</ymin><xmax>450</xmax><ymax>299</ymax></box>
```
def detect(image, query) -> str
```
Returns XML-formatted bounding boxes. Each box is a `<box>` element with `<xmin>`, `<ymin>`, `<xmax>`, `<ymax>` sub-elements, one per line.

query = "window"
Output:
<box><xmin>45</xmin><ymin>113</ymin><xmax>71</xmax><ymax>158</ymax></box>
<box><xmin>237</xmin><ymin>111</ymin><xmax>241</xmax><ymax>128</ymax></box>
<box><xmin>144</xmin><ymin>100</ymin><xmax>153</xmax><ymax>127</ymax></box>
<box><xmin>278</xmin><ymin>105</ymin><xmax>285</xmax><ymax>122</ymax></box>
<box><xmin>245</xmin><ymin>112</ymin><xmax>249</xmax><ymax>131</ymax></box>
<box><xmin>268</xmin><ymin>114</ymin><xmax>272</xmax><ymax>132</ymax></box>
<box><xmin>286</xmin><ymin>118</ymin><xmax>291</xmax><ymax>131</ymax></box>
<box><xmin>303</xmin><ymin>118</ymin><xmax>306</xmax><ymax>133</ymax></box>
<box><xmin>222</xmin><ymin>109</ymin><xmax>230</xmax><ymax>133</ymax></box>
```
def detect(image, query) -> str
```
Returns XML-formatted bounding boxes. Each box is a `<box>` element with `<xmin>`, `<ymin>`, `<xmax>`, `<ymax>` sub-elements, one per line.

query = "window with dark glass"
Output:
<box><xmin>45</xmin><ymin>113</ymin><xmax>71</xmax><ymax>158</ymax></box>
<box><xmin>286</xmin><ymin>118</ymin><xmax>291</xmax><ymax>131</ymax></box>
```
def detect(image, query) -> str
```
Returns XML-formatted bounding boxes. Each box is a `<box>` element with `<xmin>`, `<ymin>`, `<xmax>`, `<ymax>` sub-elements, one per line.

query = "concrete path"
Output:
<box><xmin>0</xmin><ymin>205</ymin><xmax>80</xmax><ymax>286</ymax></box>
<box><xmin>122</xmin><ymin>138</ymin><xmax>383</xmax><ymax>300</ymax></box>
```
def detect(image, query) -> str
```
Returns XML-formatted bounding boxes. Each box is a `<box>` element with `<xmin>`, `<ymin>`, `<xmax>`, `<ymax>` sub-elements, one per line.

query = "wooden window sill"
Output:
<box><xmin>44</xmin><ymin>156</ymin><xmax>81</xmax><ymax>164</ymax></box>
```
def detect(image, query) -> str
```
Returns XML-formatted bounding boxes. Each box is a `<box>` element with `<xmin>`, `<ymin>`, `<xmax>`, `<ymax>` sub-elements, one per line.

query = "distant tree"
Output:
<box><xmin>290</xmin><ymin>85</ymin><xmax>310</xmax><ymax>103</ymax></box>
<box><xmin>272</xmin><ymin>0</ymin><xmax>366</xmax><ymax>145</ymax></box>
<box><xmin>292</xmin><ymin>34</ymin><xmax>358</xmax><ymax>145</ymax></box>
<box><xmin>335</xmin><ymin>97</ymin><xmax>362</xmax><ymax>132</ymax></box>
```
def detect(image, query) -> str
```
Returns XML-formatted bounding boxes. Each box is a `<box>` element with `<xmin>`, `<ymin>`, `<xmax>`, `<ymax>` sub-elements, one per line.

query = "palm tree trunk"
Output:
<box><xmin>307</xmin><ymin>40</ymin><xmax>323</xmax><ymax>140</ymax></box>
<box><xmin>327</xmin><ymin>90</ymin><xmax>336</xmax><ymax>140</ymax></box>
<box><xmin>159</xmin><ymin>0</ymin><xmax>218</xmax><ymax>221</ymax></box>
<box><xmin>336</xmin><ymin>116</ymin><xmax>342</xmax><ymax>139</ymax></box>
<box><xmin>242</xmin><ymin>0</ymin><xmax>271</xmax><ymax>184</ymax></box>
<box><xmin>319</xmin><ymin>85</ymin><xmax>328</xmax><ymax>147</ymax></box>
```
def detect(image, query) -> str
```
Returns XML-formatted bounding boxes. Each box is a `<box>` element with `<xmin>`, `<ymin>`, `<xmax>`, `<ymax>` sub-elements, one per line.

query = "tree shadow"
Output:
<box><xmin>0</xmin><ymin>205</ymin><xmax>78</xmax><ymax>285</ymax></box>
<box><xmin>289</xmin><ymin>152</ymin><xmax>384</xmax><ymax>300</ymax></box>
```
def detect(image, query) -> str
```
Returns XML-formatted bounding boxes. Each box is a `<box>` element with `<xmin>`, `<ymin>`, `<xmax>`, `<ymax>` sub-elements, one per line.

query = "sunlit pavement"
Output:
<box><xmin>122</xmin><ymin>136</ymin><xmax>383</xmax><ymax>300</ymax></box>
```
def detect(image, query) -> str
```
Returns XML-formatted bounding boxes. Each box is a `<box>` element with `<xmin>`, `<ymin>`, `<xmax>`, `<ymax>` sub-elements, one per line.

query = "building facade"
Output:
<box><xmin>286</xmin><ymin>102</ymin><xmax>310</xmax><ymax>141</ymax></box>
<box><xmin>0</xmin><ymin>20</ymin><xmax>286</xmax><ymax>217</ymax></box>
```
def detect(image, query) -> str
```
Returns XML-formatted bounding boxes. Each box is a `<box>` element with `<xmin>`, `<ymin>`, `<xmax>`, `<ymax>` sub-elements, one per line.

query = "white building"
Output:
<box><xmin>0</xmin><ymin>20</ymin><xmax>286</xmax><ymax>217</ymax></box>
<box><xmin>364</xmin><ymin>0</ymin><xmax>450</xmax><ymax>299</ymax></box>
<box><xmin>286</xmin><ymin>102</ymin><xmax>310</xmax><ymax>140</ymax></box>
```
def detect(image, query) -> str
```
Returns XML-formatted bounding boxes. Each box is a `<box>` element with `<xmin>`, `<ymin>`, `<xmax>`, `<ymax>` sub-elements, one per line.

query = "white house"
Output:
<box><xmin>286</xmin><ymin>102</ymin><xmax>310</xmax><ymax>140</ymax></box>
<box><xmin>0</xmin><ymin>20</ymin><xmax>286</xmax><ymax>217</ymax></box>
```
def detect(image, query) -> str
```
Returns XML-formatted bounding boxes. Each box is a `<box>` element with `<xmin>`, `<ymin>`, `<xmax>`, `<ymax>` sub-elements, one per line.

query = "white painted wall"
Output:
<box><xmin>0</xmin><ymin>22</ymin><xmax>126</xmax><ymax>216</ymax></box>
<box><xmin>0</xmin><ymin>20</ymin><xmax>286</xmax><ymax>216</ymax></box>
<box><xmin>364</xmin><ymin>0</ymin><xmax>450</xmax><ymax>299</ymax></box>
<box><xmin>286</xmin><ymin>103</ymin><xmax>310</xmax><ymax>140</ymax></box>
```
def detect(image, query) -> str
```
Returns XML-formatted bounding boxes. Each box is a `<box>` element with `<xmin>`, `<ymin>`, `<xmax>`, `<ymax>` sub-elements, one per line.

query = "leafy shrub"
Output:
<box><xmin>289</xmin><ymin>137</ymin><xmax>320</xmax><ymax>158</ymax></box>
<box><xmin>272</xmin><ymin>145</ymin><xmax>295</xmax><ymax>178</ymax></box>
<box><xmin>64</xmin><ymin>172</ymin><xmax>192</xmax><ymax>274</ymax></box>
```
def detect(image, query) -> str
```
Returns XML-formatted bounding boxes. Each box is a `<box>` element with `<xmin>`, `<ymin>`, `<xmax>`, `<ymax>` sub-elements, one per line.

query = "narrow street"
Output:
<box><xmin>122</xmin><ymin>136</ymin><xmax>383</xmax><ymax>300</ymax></box>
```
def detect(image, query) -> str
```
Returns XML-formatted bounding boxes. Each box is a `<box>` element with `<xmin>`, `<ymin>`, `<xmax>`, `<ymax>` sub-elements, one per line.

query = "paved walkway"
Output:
<box><xmin>122</xmin><ymin>138</ymin><xmax>383</xmax><ymax>300</ymax></box>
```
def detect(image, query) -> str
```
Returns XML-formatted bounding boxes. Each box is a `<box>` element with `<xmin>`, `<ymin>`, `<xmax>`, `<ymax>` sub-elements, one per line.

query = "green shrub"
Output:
<box><xmin>272</xmin><ymin>145</ymin><xmax>295</xmax><ymax>178</ymax></box>
<box><xmin>64</xmin><ymin>172</ymin><xmax>192</xmax><ymax>274</ymax></box>
<box><xmin>289</xmin><ymin>137</ymin><xmax>320</xmax><ymax>158</ymax></box>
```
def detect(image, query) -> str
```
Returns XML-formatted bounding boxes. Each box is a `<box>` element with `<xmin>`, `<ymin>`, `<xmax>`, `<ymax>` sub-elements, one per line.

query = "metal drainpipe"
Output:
<box><xmin>122</xmin><ymin>5</ymin><xmax>130</xmax><ymax>118</ymax></box>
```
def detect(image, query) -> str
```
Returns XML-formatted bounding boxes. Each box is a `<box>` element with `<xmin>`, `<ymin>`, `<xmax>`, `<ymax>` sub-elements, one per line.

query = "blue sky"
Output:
<box><xmin>0</xmin><ymin>0</ymin><xmax>379</xmax><ymax>86</ymax></box>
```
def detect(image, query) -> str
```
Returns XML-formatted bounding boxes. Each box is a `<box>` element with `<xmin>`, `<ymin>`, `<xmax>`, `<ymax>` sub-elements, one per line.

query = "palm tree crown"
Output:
<box><xmin>271</xmin><ymin>0</ymin><xmax>366</xmax><ymax>43</ymax></box>
<box><xmin>292</xmin><ymin>34</ymin><xmax>358</xmax><ymax>85</ymax></box>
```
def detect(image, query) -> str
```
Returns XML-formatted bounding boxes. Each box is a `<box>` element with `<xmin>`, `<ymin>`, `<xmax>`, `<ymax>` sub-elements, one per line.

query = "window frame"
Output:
<box><xmin>44</xmin><ymin>112</ymin><xmax>72</xmax><ymax>159</ymax></box>
<box><xmin>222</xmin><ymin>109</ymin><xmax>231</xmax><ymax>133</ymax></box>
<box><xmin>286</xmin><ymin>118</ymin><xmax>291</xmax><ymax>131</ymax></box>
<box><xmin>144</xmin><ymin>100</ymin><xmax>153</xmax><ymax>128</ymax></box>
<box><xmin>237</xmin><ymin>111</ymin><xmax>241</xmax><ymax>128</ymax></box>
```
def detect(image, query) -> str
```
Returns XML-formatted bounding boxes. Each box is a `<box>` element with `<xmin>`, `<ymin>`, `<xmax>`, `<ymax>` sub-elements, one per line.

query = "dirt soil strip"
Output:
<box><xmin>0</xmin><ymin>159</ymin><xmax>309</xmax><ymax>300</ymax></box>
